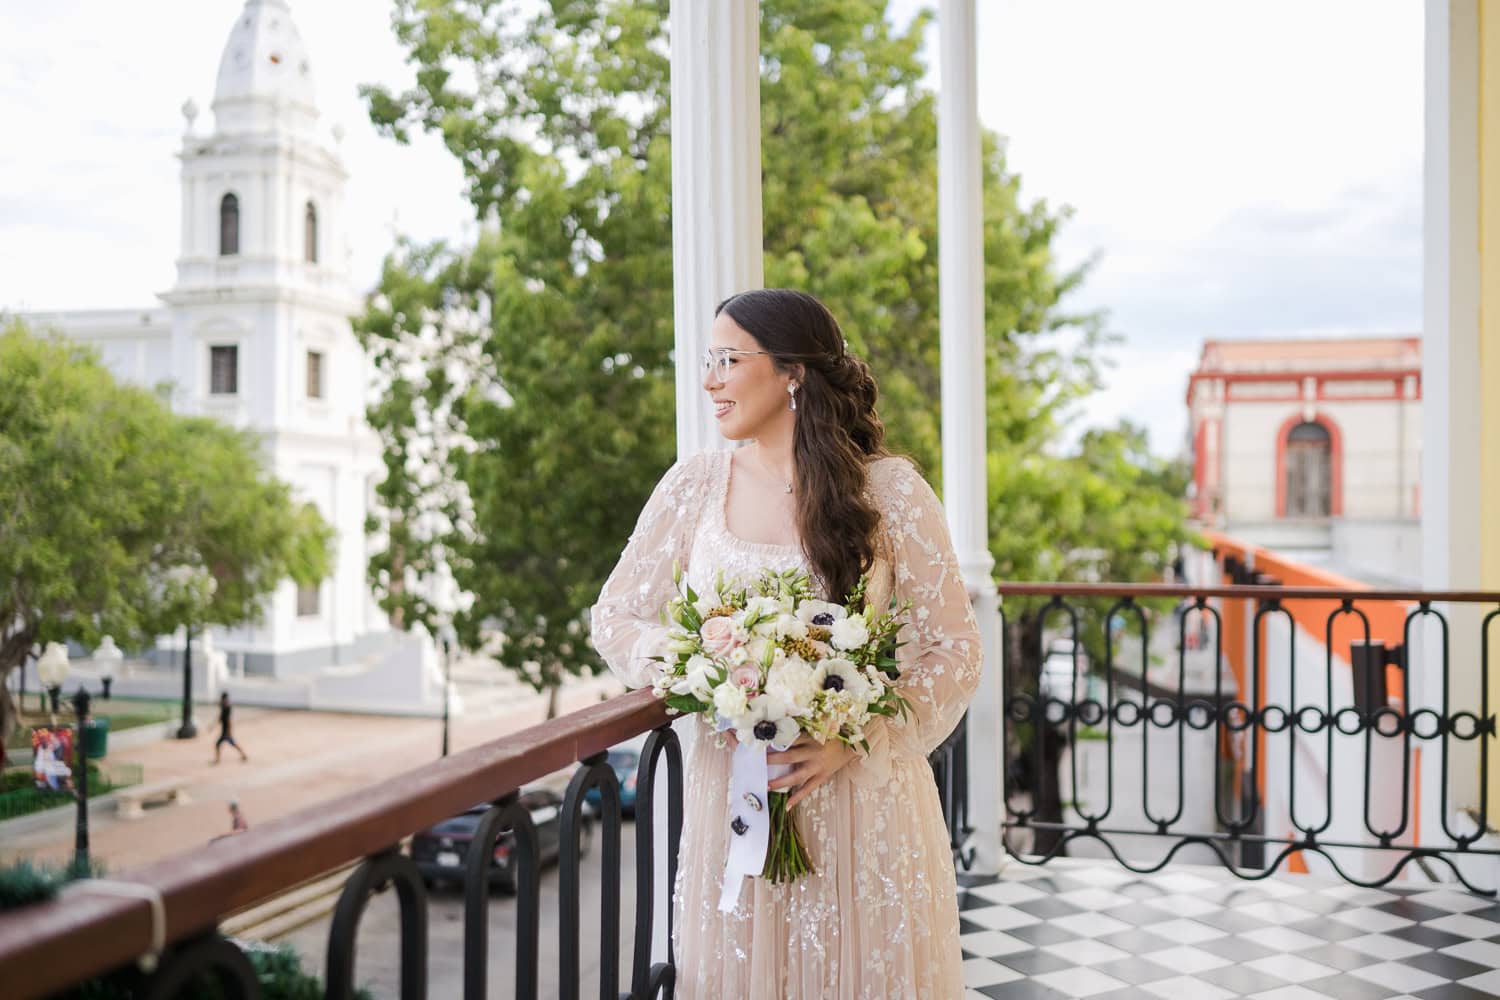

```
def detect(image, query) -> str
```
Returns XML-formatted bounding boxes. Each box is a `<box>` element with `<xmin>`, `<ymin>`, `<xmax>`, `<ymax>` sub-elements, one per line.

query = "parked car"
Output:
<box><xmin>583</xmin><ymin>744</ymin><xmax>641</xmax><ymax>817</ymax></box>
<box><xmin>1040</xmin><ymin>639</ymin><xmax>1090</xmax><ymax>702</ymax></box>
<box><xmin>410</xmin><ymin>786</ymin><xmax>592</xmax><ymax>892</ymax></box>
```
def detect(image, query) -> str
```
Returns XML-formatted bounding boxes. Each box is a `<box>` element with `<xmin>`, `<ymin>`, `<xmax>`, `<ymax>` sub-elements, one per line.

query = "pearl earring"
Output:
<box><xmin>788</xmin><ymin>383</ymin><xmax>798</xmax><ymax>411</ymax></box>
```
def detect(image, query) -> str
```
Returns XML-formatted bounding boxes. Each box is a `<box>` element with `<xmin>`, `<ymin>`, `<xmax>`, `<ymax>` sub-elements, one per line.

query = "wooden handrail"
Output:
<box><xmin>0</xmin><ymin>687</ymin><xmax>669</xmax><ymax>1000</ymax></box>
<box><xmin>995</xmin><ymin>582</ymin><xmax>1500</xmax><ymax>604</ymax></box>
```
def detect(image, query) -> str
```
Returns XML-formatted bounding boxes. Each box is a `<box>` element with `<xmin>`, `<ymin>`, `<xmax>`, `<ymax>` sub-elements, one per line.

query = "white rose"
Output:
<box><xmin>830</xmin><ymin>615</ymin><xmax>870</xmax><ymax>651</ymax></box>
<box><xmin>713</xmin><ymin>683</ymin><xmax>750</xmax><ymax>720</ymax></box>
<box><xmin>772</xmin><ymin>613</ymin><xmax>808</xmax><ymax>641</ymax></box>
<box><xmin>765</xmin><ymin>657</ymin><xmax>819</xmax><ymax>715</ymax></box>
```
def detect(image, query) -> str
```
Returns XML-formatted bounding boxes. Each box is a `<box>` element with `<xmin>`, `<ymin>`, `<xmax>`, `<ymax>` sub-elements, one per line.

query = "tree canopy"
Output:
<box><xmin>357</xmin><ymin>0</ymin><xmax>1190</xmax><ymax>703</ymax></box>
<box><xmin>0</xmin><ymin>320</ymin><xmax>331</xmax><ymax>739</ymax></box>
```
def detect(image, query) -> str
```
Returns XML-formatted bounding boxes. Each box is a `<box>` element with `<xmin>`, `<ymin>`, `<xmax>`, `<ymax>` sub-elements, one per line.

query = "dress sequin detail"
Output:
<box><xmin>591</xmin><ymin>450</ymin><xmax>982</xmax><ymax>999</ymax></box>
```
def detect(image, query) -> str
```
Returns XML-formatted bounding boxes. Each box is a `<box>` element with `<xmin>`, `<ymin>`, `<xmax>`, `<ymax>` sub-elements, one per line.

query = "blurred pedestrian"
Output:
<box><xmin>212</xmin><ymin>692</ymin><xmax>248</xmax><ymax>764</ymax></box>
<box><xmin>228</xmin><ymin>800</ymin><xmax>248</xmax><ymax>833</ymax></box>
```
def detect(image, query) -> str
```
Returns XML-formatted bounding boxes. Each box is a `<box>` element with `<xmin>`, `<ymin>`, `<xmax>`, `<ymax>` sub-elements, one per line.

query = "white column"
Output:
<box><xmin>670</xmin><ymin>0</ymin><xmax>764</xmax><ymax>460</ymax></box>
<box><xmin>1421</xmin><ymin>0</ymin><xmax>1486</xmax><ymax>852</ymax></box>
<box><xmin>657</xmin><ymin>0</ymin><xmax>764</xmax><ymax>965</ymax></box>
<box><xmin>939</xmin><ymin>0</ymin><xmax>1003</xmax><ymax>874</ymax></box>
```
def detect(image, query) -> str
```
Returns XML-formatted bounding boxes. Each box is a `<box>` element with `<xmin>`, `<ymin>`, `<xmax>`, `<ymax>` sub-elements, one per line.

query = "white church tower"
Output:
<box><xmin>162</xmin><ymin>0</ymin><xmax>389</xmax><ymax>678</ymax></box>
<box><xmin>24</xmin><ymin>0</ymin><xmax>438</xmax><ymax>712</ymax></box>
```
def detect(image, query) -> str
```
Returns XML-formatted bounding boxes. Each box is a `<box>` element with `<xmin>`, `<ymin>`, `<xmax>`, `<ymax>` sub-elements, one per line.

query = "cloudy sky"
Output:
<box><xmin>0</xmin><ymin>1</ymin><xmax>1422</xmax><ymax>455</ymax></box>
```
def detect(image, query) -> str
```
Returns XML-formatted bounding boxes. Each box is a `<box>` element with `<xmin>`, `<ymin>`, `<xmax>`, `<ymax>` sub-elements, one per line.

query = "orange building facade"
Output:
<box><xmin>1186</xmin><ymin>337</ymin><xmax>1423</xmax><ymax>584</ymax></box>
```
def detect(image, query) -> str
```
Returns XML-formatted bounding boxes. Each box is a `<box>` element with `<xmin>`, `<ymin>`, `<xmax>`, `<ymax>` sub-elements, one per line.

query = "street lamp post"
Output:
<box><xmin>177</xmin><ymin>626</ymin><xmax>197</xmax><ymax>739</ymax></box>
<box><xmin>94</xmin><ymin>636</ymin><xmax>122</xmax><ymax>700</ymax></box>
<box><xmin>36</xmin><ymin>642</ymin><xmax>70</xmax><ymax>725</ymax></box>
<box><xmin>72</xmin><ymin>686</ymin><xmax>91</xmax><ymax>870</ymax></box>
<box><xmin>438</xmin><ymin>625</ymin><xmax>456</xmax><ymax>758</ymax></box>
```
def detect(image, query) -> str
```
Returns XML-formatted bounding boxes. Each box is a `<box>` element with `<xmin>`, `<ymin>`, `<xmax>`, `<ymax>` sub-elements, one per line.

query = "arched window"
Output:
<box><xmin>304</xmin><ymin>201</ymin><xmax>318</xmax><ymax>264</ymax></box>
<box><xmin>219</xmin><ymin>193</ymin><xmax>240</xmax><ymax>256</ymax></box>
<box><xmin>1284</xmin><ymin>421</ymin><xmax>1331</xmax><ymax>517</ymax></box>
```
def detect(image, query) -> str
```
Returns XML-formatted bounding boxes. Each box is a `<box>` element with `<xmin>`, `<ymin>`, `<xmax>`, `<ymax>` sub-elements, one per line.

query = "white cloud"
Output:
<box><xmin>896</xmin><ymin>0</ymin><xmax>1423</xmax><ymax>453</ymax></box>
<box><xmin>0</xmin><ymin>0</ymin><xmax>470</xmax><ymax>312</ymax></box>
<box><xmin>1</xmin><ymin>1</ymin><xmax>1422</xmax><ymax>456</ymax></box>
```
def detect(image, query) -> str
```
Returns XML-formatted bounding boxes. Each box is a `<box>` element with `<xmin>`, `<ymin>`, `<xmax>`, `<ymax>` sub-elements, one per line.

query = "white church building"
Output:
<box><xmin>24</xmin><ymin>0</ymin><xmax>438</xmax><ymax>713</ymax></box>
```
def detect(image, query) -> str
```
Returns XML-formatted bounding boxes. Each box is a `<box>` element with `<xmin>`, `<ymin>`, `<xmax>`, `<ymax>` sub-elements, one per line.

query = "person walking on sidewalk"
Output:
<box><xmin>228</xmin><ymin>800</ymin><xmax>248</xmax><ymax>833</ymax></box>
<box><xmin>213</xmin><ymin>692</ymin><xmax>248</xmax><ymax>764</ymax></box>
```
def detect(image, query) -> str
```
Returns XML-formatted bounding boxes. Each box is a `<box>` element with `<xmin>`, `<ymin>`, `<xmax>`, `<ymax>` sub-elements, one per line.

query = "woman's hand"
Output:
<box><xmin>767</xmin><ymin>736</ymin><xmax>856</xmax><ymax>809</ymax></box>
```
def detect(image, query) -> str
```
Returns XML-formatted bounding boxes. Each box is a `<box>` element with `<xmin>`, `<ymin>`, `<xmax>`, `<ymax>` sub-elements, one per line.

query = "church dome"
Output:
<box><xmin>212</xmin><ymin>0</ymin><xmax>318</xmax><ymax>132</ymax></box>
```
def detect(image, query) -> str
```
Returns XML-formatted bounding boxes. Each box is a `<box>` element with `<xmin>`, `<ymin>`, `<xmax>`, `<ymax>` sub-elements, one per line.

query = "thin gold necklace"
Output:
<box><xmin>756</xmin><ymin>449</ymin><xmax>794</xmax><ymax>494</ymax></box>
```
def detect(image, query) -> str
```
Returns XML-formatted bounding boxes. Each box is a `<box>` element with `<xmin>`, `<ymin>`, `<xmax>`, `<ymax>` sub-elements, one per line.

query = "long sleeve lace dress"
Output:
<box><xmin>591</xmin><ymin>449</ymin><xmax>982</xmax><ymax>999</ymax></box>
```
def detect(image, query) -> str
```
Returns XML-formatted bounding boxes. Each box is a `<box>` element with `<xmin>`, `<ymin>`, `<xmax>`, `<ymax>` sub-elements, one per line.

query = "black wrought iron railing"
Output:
<box><xmin>0</xmin><ymin>686</ymin><xmax>968</xmax><ymax>999</ymax></box>
<box><xmin>929</xmin><ymin>713</ymin><xmax>974</xmax><ymax>871</ymax></box>
<box><xmin>0</xmin><ymin>690</ymin><xmax>680</xmax><ymax>1000</ymax></box>
<box><xmin>999</xmin><ymin>581</ymin><xmax>1500</xmax><ymax>896</ymax></box>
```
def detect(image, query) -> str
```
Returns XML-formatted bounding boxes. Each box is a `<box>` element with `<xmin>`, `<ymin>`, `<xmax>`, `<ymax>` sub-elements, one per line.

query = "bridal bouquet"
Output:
<box><xmin>650</xmin><ymin>566</ymin><xmax>909</xmax><ymax>894</ymax></box>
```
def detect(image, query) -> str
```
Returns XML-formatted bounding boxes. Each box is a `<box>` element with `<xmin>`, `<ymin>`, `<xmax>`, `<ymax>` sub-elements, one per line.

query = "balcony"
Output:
<box><xmin>2</xmin><ymin>579</ymin><xmax>1498</xmax><ymax>999</ymax></box>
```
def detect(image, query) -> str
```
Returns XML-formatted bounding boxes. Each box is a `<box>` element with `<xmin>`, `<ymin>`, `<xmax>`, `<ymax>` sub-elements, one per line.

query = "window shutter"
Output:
<box><xmin>210</xmin><ymin>346</ymin><xmax>238</xmax><ymax>395</ymax></box>
<box><xmin>306</xmin><ymin>350</ymin><xmax>324</xmax><ymax>399</ymax></box>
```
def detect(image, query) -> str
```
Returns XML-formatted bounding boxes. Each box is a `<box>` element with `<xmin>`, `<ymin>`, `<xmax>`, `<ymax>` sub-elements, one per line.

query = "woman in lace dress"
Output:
<box><xmin>591</xmin><ymin>288</ymin><xmax>982</xmax><ymax>999</ymax></box>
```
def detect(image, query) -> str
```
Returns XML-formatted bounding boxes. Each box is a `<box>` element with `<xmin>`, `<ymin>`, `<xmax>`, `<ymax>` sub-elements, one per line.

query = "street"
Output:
<box><xmin>0</xmin><ymin>669</ymin><xmax>625</xmax><ymax>871</ymax></box>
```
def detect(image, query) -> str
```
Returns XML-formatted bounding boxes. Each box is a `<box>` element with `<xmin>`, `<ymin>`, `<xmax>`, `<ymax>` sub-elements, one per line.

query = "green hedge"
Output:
<box><xmin>0</xmin><ymin>763</ymin><xmax>134</xmax><ymax>822</ymax></box>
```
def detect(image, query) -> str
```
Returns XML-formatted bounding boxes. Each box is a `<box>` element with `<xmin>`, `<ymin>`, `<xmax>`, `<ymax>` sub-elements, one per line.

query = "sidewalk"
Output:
<box><xmin>0</xmin><ymin>671</ymin><xmax>626</xmax><ymax>872</ymax></box>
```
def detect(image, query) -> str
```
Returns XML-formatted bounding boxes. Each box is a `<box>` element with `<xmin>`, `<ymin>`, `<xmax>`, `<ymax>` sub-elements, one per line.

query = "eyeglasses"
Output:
<box><xmin>702</xmin><ymin>347</ymin><xmax>771</xmax><ymax>382</ymax></box>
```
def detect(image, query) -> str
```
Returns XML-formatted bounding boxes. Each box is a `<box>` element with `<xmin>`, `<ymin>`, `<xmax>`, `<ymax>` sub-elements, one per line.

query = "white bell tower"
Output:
<box><xmin>162</xmin><ymin>0</ymin><xmax>387</xmax><ymax>677</ymax></box>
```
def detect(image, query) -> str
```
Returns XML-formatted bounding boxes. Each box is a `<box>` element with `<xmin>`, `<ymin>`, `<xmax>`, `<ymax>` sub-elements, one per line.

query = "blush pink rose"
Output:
<box><xmin>729</xmin><ymin>663</ymin><xmax>761</xmax><ymax>690</ymax></box>
<box><xmin>700</xmin><ymin>616</ymin><xmax>742</xmax><ymax>657</ymax></box>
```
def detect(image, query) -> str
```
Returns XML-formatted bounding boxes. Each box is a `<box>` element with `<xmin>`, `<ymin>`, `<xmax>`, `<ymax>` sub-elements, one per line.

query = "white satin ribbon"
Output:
<box><xmin>718</xmin><ymin>740</ymin><xmax>793</xmax><ymax>911</ymax></box>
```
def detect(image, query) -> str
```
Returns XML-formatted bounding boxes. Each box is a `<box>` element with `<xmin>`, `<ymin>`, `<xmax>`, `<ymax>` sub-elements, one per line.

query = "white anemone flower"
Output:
<box><xmin>734</xmin><ymin>694</ymin><xmax>800</xmax><ymax>750</ymax></box>
<box><xmin>796</xmin><ymin>600</ymin><xmax>849</xmax><ymax>627</ymax></box>
<box><xmin>818</xmin><ymin>658</ymin><xmax>870</xmax><ymax>701</ymax></box>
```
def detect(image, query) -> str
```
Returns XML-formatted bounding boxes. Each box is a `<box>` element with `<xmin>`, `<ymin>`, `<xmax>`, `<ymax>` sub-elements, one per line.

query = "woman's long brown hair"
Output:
<box><xmin>715</xmin><ymin>289</ymin><xmax>889</xmax><ymax>601</ymax></box>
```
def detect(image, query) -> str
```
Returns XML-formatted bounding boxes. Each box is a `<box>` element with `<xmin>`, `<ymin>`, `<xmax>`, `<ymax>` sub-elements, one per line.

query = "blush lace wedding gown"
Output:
<box><xmin>592</xmin><ymin>449</ymin><xmax>981</xmax><ymax>999</ymax></box>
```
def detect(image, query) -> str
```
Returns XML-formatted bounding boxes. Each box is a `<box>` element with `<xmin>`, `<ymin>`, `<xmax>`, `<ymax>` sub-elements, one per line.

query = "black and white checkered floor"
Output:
<box><xmin>959</xmin><ymin>861</ymin><xmax>1500</xmax><ymax>999</ymax></box>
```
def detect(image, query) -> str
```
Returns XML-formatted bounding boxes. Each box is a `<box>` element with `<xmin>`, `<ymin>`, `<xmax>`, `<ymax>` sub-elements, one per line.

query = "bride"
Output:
<box><xmin>592</xmin><ymin>288</ymin><xmax>981</xmax><ymax>999</ymax></box>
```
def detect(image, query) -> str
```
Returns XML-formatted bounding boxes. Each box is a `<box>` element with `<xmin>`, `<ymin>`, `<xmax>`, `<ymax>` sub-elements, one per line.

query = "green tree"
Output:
<box><xmin>0</xmin><ymin>321</ymin><xmax>331</xmax><ymax>743</ymax></box>
<box><xmin>357</xmin><ymin>0</ymin><xmax>1187</xmax><ymax>720</ymax></box>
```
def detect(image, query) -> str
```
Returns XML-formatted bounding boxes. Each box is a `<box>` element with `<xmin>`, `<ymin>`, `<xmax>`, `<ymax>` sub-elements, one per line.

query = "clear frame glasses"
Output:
<box><xmin>702</xmin><ymin>347</ymin><xmax>771</xmax><ymax>382</ymax></box>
